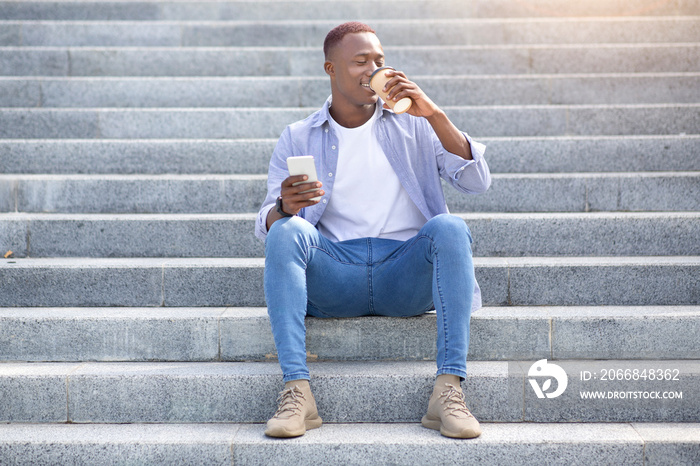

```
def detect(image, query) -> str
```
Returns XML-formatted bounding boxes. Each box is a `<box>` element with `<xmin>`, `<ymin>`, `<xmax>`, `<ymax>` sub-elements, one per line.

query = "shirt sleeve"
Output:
<box><xmin>435</xmin><ymin>130</ymin><xmax>491</xmax><ymax>195</ymax></box>
<box><xmin>255</xmin><ymin>126</ymin><xmax>293</xmax><ymax>241</ymax></box>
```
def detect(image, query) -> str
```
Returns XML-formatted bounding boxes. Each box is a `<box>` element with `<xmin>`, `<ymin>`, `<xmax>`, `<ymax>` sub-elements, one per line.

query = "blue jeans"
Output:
<box><xmin>264</xmin><ymin>214</ymin><xmax>476</xmax><ymax>382</ymax></box>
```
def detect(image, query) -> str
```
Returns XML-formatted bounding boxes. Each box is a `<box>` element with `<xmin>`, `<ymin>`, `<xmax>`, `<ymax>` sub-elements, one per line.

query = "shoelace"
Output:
<box><xmin>271</xmin><ymin>386</ymin><xmax>306</xmax><ymax>419</ymax></box>
<box><xmin>439</xmin><ymin>384</ymin><xmax>474</xmax><ymax>418</ymax></box>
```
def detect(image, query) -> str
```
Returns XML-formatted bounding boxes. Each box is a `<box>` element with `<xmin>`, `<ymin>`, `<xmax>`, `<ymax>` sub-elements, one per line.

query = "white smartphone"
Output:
<box><xmin>287</xmin><ymin>155</ymin><xmax>322</xmax><ymax>201</ymax></box>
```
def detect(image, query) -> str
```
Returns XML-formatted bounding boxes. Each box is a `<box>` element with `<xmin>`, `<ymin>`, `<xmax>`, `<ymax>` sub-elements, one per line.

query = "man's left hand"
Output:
<box><xmin>380</xmin><ymin>69</ymin><xmax>440</xmax><ymax>119</ymax></box>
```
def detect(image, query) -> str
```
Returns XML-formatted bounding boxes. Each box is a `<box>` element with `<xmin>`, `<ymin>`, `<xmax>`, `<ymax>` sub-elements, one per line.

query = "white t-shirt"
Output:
<box><xmin>317</xmin><ymin>105</ymin><xmax>427</xmax><ymax>242</ymax></box>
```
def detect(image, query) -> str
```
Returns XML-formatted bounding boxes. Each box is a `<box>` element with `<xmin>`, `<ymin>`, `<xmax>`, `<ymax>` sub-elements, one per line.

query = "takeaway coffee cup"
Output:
<box><xmin>369</xmin><ymin>66</ymin><xmax>413</xmax><ymax>114</ymax></box>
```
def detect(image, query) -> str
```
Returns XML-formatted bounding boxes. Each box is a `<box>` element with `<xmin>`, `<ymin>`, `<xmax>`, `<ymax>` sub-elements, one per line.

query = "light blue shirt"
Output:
<box><xmin>255</xmin><ymin>97</ymin><xmax>492</xmax><ymax>241</ymax></box>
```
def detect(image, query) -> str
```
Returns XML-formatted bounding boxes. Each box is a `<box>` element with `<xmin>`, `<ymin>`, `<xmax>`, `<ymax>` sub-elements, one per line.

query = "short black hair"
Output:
<box><xmin>323</xmin><ymin>22</ymin><xmax>376</xmax><ymax>59</ymax></box>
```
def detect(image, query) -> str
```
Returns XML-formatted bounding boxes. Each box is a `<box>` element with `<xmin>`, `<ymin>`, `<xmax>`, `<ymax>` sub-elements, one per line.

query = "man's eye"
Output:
<box><xmin>356</xmin><ymin>61</ymin><xmax>367</xmax><ymax>65</ymax></box>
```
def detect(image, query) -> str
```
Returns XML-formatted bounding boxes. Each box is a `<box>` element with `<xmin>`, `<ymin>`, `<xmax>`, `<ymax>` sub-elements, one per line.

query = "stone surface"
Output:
<box><xmin>0</xmin><ymin>48</ymin><xmax>69</xmax><ymax>76</ymax></box>
<box><xmin>0</xmin><ymin>109</ymin><xmax>99</xmax><ymax>138</ymax></box>
<box><xmin>0</xmin><ymin>139</ymin><xmax>276</xmax><ymax>175</ymax></box>
<box><xmin>2</xmin><ymin>135</ymin><xmax>697</xmax><ymax>175</ymax></box>
<box><xmin>0</xmin><ymin>307</ymin><xmax>223</xmax><ymax>362</ymax></box>
<box><xmin>3</xmin><ymin>173</ymin><xmax>697</xmax><ymax>214</ymax></box>
<box><xmin>2</xmin><ymin>212</ymin><xmax>700</xmax><ymax>258</ymax></box>
<box><xmin>2</xmin><ymin>105</ymin><xmax>697</xmax><ymax>140</ymax></box>
<box><xmin>0</xmin><ymin>363</ymin><xmax>76</xmax><ymax>422</ymax></box>
<box><xmin>511</xmin><ymin>360</ymin><xmax>700</xmax><ymax>423</ymax></box>
<box><xmin>10</xmin><ymin>174</ymin><xmax>267</xmax><ymax>213</ymax></box>
<box><xmin>2</xmin><ymin>0</ymin><xmax>699</xmax><ymax>20</ymax></box>
<box><xmin>633</xmin><ymin>423</ymin><xmax>700</xmax><ymax>465</ymax></box>
<box><xmin>5</xmin><ymin>17</ymin><xmax>699</xmax><ymax>47</ymax></box>
<box><xmin>2</xmin><ymin>257</ymin><xmax>698</xmax><ymax>307</ymax></box>
<box><xmin>0</xmin><ymin>423</ymin><xmax>238</xmax><ymax>465</ymax></box>
<box><xmin>503</xmin><ymin>256</ymin><xmax>700</xmax><ymax>306</ymax></box>
<box><xmin>67</xmin><ymin>361</ymin><xmax>281</xmax><ymax>423</ymax></box>
<box><xmin>2</xmin><ymin>73</ymin><xmax>699</xmax><ymax>108</ymax></box>
<box><xmin>25</xmin><ymin>213</ymin><xmax>263</xmax><ymax>258</ymax></box>
<box><xmin>2</xmin><ymin>360</ymin><xmax>697</xmax><ymax>423</ymax></box>
<box><xmin>0</xmin><ymin>257</ymin><xmax>164</xmax><ymax>307</ymax></box>
<box><xmin>7</xmin><ymin>44</ymin><xmax>699</xmax><ymax>77</ymax></box>
<box><xmin>162</xmin><ymin>258</ymin><xmax>265</xmax><ymax>307</ymax></box>
<box><xmin>0</xmin><ymin>215</ymin><xmax>25</xmax><ymax>257</ymax></box>
<box><xmin>552</xmin><ymin>306</ymin><xmax>700</xmax><ymax>359</ymax></box>
<box><xmin>2</xmin><ymin>422</ymin><xmax>680</xmax><ymax>466</ymax></box>
<box><xmin>467</xmin><ymin>212</ymin><xmax>700</xmax><ymax>257</ymax></box>
<box><xmin>2</xmin><ymin>306</ymin><xmax>695</xmax><ymax>363</ymax></box>
<box><xmin>482</xmin><ymin>135</ymin><xmax>700</xmax><ymax>173</ymax></box>
<box><xmin>233</xmin><ymin>422</ymin><xmax>644</xmax><ymax>466</ymax></box>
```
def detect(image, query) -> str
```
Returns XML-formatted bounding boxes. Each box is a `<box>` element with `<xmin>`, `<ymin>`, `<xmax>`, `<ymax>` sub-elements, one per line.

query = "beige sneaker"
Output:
<box><xmin>265</xmin><ymin>382</ymin><xmax>323</xmax><ymax>438</ymax></box>
<box><xmin>421</xmin><ymin>383</ymin><xmax>482</xmax><ymax>439</ymax></box>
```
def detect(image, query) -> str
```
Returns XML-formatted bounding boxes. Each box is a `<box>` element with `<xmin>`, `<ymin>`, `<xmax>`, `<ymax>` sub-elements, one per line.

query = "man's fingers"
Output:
<box><xmin>281</xmin><ymin>189</ymin><xmax>325</xmax><ymax>214</ymax></box>
<box><xmin>281</xmin><ymin>181</ymin><xmax>322</xmax><ymax>196</ymax></box>
<box><xmin>278</xmin><ymin>172</ymin><xmax>323</xmax><ymax>215</ymax></box>
<box><xmin>281</xmin><ymin>174</ymin><xmax>309</xmax><ymax>187</ymax></box>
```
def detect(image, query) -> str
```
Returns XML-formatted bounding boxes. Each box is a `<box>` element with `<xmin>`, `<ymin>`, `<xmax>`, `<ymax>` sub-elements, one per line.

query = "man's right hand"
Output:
<box><xmin>266</xmin><ymin>175</ymin><xmax>325</xmax><ymax>230</ymax></box>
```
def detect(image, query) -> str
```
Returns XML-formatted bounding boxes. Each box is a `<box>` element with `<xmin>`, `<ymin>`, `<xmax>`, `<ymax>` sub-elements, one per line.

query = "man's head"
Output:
<box><xmin>323</xmin><ymin>22</ymin><xmax>385</xmax><ymax>122</ymax></box>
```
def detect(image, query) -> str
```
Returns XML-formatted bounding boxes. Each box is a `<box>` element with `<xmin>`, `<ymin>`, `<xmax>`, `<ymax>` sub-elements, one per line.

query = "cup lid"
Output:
<box><xmin>369</xmin><ymin>66</ymin><xmax>395</xmax><ymax>81</ymax></box>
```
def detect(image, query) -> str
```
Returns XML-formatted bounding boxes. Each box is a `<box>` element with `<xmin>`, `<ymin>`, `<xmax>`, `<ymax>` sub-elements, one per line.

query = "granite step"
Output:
<box><xmin>3</xmin><ymin>44</ymin><xmax>699</xmax><ymax>77</ymax></box>
<box><xmin>1</xmin><ymin>256</ymin><xmax>698</xmax><ymax>307</ymax></box>
<box><xmin>0</xmin><ymin>359</ymin><xmax>697</xmax><ymax>423</ymax></box>
<box><xmin>2</xmin><ymin>212</ymin><xmax>699</xmax><ymax>258</ymax></box>
<box><xmin>4</xmin><ymin>73</ymin><xmax>699</xmax><ymax>108</ymax></box>
<box><xmin>2</xmin><ymin>17</ymin><xmax>698</xmax><ymax>47</ymax></box>
<box><xmin>1</xmin><ymin>0</ymin><xmax>698</xmax><ymax>20</ymax></box>
<box><xmin>1</xmin><ymin>422</ymin><xmax>698</xmax><ymax>466</ymax></box>
<box><xmin>1</xmin><ymin>105</ymin><xmax>698</xmax><ymax>139</ymax></box>
<box><xmin>2</xmin><ymin>136</ymin><xmax>698</xmax><ymax>175</ymax></box>
<box><xmin>2</xmin><ymin>173</ymin><xmax>697</xmax><ymax>214</ymax></box>
<box><xmin>0</xmin><ymin>306</ymin><xmax>697</xmax><ymax>363</ymax></box>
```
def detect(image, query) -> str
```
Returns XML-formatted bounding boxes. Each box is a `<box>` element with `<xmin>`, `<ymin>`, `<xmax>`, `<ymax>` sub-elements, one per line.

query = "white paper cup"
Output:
<box><xmin>369</xmin><ymin>66</ymin><xmax>413</xmax><ymax>114</ymax></box>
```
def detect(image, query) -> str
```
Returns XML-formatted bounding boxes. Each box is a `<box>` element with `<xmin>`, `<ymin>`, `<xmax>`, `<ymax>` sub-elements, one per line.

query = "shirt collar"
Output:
<box><xmin>312</xmin><ymin>95</ymin><xmax>393</xmax><ymax>128</ymax></box>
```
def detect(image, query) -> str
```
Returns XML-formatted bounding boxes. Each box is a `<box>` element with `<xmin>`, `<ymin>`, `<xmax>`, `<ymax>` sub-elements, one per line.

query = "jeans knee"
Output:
<box><xmin>423</xmin><ymin>214</ymin><xmax>472</xmax><ymax>246</ymax></box>
<box><xmin>265</xmin><ymin>216</ymin><xmax>318</xmax><ymax>257</ymax></box>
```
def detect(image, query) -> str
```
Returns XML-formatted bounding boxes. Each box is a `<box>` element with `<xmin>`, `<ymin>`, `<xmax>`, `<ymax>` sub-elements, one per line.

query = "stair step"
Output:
<box><xmin>2</xmin><ymin>136</ymin><xmax>698</xmax><ymax>174</ymax></box>
<box><xmin>3</xmin><ymin>17</ymin><xmax>698</xmax><ymax>47</ymax></box>
<box><xmin>0</xmin><ymin>422</ymin><xmax>698</xmax><ymax>465</ymax></box>
<box><xmin>0</xmin><ymin>138</ymin><xmax>274</xmax><ymax>174</ymax></box>
<box><xmin>1</xmin><ymin>105</ymin><xmax>698</xmax><ymax>139</ymax></box>
<box><xmin>1</xmin><ymin>360</ymin><xmax>697</xmax><ymax>423</ymax></box>
<box><xmin>1</xmin><ymin>422</ymin><xmax>698</xmax><ymax>466</ymax></box>
<box><xmin>4</xmin><ymin>73</ymin><xmax>699</xmax><ymax>107</ymax></box>
<box><xmin>3</xmin><ymin>44</ymin><xmax>698</xmax><ymax>77</ymax></box>
<box><xmin>1</xmin><ymin>306</ymin><xmax>697</xmax><ymax>362</ymax></box>
<box><xmin>1</xmin><ymin>256</ymin><xmax>698</xmax><ymax>307</ymax></box>
<box><xmin>1</xmin><ymin>0</ymin><xmax>699</xmax><ymax>20</ymax></box>
<box><xmin>2</xmin><ymin>172</ymin><xmax>697</xmax><ymax>214</ymax></box>
<box><xmin>2</xmin><ymin>212</ymin><xmax>699</xmax><ymax>258</ymax></box>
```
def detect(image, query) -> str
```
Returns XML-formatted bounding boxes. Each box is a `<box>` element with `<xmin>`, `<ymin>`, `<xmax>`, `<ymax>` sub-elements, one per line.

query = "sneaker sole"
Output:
<box><xmin>265</xmin><ymin>415</ymin><xmax>323</xmax><ymax>438</ymax></box>
<box><xmin>421</xmin><ymin>415</ymin><xmax>481</xmax><ymax>439</ymax></box>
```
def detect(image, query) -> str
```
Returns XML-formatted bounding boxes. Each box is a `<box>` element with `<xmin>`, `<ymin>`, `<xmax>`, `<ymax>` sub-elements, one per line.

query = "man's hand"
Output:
<box><xmin>381</xmin><ymin>69</ymin><xmax>473</xmax><ymax>160</ymax></box>
<box><xmin>266</xmin><ymin>175</ymin><xmax>325</xmax><ymax>229</ymax></box>
<box><xmin>280</xmin><ymin>175</ymin><xmax>324</xmax><ymax>214</ymax></box>
<box><xmin>380</xmin><ymin>69</ymin><xmax>440</xmax><ymax>119</ymax></box>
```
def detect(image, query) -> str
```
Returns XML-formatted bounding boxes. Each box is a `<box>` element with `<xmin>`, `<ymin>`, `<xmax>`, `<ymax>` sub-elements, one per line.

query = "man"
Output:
<box><xmin>255</xmin><ymin>22</ymin><xmax>491</xmax><ymax>439</ymax></box>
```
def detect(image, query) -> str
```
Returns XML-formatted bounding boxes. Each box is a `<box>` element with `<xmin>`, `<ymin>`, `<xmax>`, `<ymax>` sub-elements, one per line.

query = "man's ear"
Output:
<box><xmin>324</xmin><ymin>61</ymin><xmax>334</xmax><ymax>77</ymax></box>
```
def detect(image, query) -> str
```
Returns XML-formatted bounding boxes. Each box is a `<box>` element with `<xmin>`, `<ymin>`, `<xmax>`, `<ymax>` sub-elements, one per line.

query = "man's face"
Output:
<box><xmin>326</xmin><ymin>32</ymin><xmax>385</xmax><ymax>108</ymax></box>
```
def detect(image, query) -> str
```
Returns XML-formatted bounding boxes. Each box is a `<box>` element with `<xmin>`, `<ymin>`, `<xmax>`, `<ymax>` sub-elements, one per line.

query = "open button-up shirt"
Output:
<box><xmin>256</xmin><ymin>97</ymin><xmax>491</xmax><ymax>241</ymax></box>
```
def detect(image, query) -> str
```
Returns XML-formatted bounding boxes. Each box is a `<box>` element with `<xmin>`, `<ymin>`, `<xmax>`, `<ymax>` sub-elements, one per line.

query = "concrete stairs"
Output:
<box><xmin>1</xmin><ymin>0</ymin><xmax>699</xmax><ymax>464</ymax></box>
